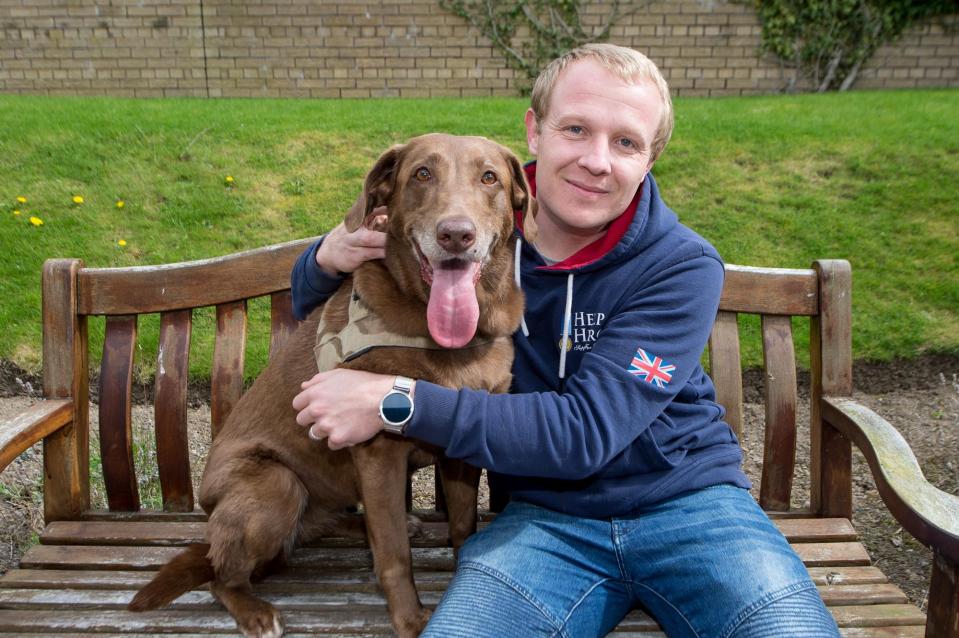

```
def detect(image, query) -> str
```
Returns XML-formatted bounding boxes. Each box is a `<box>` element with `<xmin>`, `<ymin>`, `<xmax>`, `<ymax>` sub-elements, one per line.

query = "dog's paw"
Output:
<box><xmin>406</xmin><ymin>513</ymin><xmax>424</xmax><ymax>538</ymax></box>
<box><xmin>236</xmin><ymin>601</ymin><xmax>284</xmax><ymax>638</ymax></box>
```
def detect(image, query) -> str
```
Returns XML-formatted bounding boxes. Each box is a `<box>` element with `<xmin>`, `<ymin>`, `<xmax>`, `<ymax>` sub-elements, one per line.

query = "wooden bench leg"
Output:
<box><xmin>927</xmin><ymin>551</ymin><xmax>959</xmax><ymax>638</ymax></box>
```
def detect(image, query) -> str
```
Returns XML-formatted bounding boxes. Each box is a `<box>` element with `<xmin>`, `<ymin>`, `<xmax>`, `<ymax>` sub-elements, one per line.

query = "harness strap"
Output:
<box><xmin>314</xmin><ymin>291</ymin><xmax>492</xmax><ymax>371</ymax></box>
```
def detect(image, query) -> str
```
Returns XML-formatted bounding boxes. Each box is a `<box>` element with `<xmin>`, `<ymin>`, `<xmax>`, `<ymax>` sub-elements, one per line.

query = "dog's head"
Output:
<box><xmin>344</xmin><ymin>134</ymin><xmax>535</xmax><ymax>348</ymax></box>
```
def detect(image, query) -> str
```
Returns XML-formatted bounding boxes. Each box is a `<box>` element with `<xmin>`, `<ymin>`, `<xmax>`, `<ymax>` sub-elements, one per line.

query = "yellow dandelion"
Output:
<box><xmin>118</xmin><ymin>239</ymin><xmax>127</xmax><ymax>247</ymax></box>
<box><xmin>13</xmin><ymin>210</ymin><xmax>21</xmax><ymax>216</ymax></box>
<box><xmin>224</xmin><ymin>175</ymin><xmax>235</xmax><ymax>185</ymax></box>
<box><xmin>116</xmin><ymin>200</ymin><xmax>125</xmax><ymax>209</ymax></box>
<box><xmin>72</xmin><ymin>195</ymin><xmax>84</xmax><ymax>205</ymax></box>
<box><xmin>29</xmin><ymin>216</ymin><xmax>43</xmax><ymax>226</ymax></box>
<box><xmin>16</xmin><ymin>196</ymin><xmax>26</xmax><ymax>204</ymax></box>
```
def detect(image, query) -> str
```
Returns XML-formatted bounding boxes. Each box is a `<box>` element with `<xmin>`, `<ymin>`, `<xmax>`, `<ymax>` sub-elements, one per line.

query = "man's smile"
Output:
<box><xmin>565</xmin><ymin>178</ymin><xmax>609</xmax><ymax>196</ymax></box>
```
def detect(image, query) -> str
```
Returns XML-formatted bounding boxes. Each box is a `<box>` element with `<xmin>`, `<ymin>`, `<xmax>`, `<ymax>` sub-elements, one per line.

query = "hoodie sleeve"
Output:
<box><xmin>291</xmin><ymin>237</ymin><xmax>345</xmax><ymax>320</ymax></box>
<box><xmin>404</xmin><ymin>251</ymin><xmax>724</xmax><ymax>480</ymax></box>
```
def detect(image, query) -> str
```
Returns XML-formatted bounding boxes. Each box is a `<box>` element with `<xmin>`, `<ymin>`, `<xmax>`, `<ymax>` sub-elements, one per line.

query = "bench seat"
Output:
<box><xmin>0</xmin><ymin>513</ymin><xmax>927</xmax><ymax>636</ymax></box>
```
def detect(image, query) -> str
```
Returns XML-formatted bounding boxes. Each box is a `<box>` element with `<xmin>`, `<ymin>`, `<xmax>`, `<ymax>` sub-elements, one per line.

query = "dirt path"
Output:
<box><xmin>1</xmin><ymin>355</ymin><xmax>956</xmax><ymax>612</ymax></box>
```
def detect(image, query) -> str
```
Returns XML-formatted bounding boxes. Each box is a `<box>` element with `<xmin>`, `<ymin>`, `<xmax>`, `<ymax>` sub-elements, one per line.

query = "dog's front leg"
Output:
<box><xmin>351</xmin><ymin>438</ymin><xmax>431</xmax><ymax>638</ymax></box>
<box><xmin>438</xmin><ymin>458</ymin><xmax>481</xmax><ymax>555</ymax></box>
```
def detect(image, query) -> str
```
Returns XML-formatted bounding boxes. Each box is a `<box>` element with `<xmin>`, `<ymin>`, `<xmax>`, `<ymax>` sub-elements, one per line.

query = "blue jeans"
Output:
<box><xmin>423</xmin><ymin>485</ymin><xmax>839</xmax><ymax>637</ymax></box>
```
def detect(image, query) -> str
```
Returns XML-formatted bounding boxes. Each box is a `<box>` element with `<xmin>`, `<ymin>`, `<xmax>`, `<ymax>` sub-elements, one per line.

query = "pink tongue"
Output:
<box><xmin>427</xmin><ymin>261</ymin><xmax>481</xmax><ymax>348</ymax></box>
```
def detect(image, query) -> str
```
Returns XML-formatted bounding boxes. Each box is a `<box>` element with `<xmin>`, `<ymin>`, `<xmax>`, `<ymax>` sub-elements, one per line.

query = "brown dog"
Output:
<box><xmin>128</xmin><ymin>134</ymin><xmax>536</xmax><ymax>638</ymax></box>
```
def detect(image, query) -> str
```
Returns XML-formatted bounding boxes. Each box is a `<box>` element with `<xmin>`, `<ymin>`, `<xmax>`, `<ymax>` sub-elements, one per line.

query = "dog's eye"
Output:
<box><xmin>481</xmin><ymin>171</ymin><xmax>498</xmax><ymax>185</ymax></box>
<box><xmin>415</xmin><ymin>167</ymin><xmax>431</xmax><ymax>182</ymax></box>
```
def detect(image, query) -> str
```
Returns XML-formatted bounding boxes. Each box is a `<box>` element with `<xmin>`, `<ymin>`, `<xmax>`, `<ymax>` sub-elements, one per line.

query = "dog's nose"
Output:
<box><xmin>436</xmin><ymin>217</ymin><xmax>476</xmax><ymax>254</ymax></box>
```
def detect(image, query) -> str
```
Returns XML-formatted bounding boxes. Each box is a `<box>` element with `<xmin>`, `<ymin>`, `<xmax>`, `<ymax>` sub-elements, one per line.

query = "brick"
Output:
<box><xmin>309</xmin><ymin>88</ymin><xmax>342</xmax><ymax>98</ymax></box>
<box><xmin>429</xmin><ymin>88</ymin><xmax>461</xmax><ymax>97</ymax></box>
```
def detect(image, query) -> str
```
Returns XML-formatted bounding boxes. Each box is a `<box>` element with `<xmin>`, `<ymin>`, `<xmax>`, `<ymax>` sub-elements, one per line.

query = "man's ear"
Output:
<box><xmin>343</xmin><ymin>144</ymin><xmax>404</xmax><ymax>232</ymax></box>
<box><xmin>503</xmin><ymin>147</ymin><xmax>537</xmax><ymax>243</ymax></box>
<box><xmin>524</xmin><ymin>108</ymin><xmax>540</xmax><ymax>156</ymax></box>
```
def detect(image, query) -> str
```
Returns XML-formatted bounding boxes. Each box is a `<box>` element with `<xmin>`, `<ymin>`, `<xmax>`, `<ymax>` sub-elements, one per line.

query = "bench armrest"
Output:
<box><xmin>822</xmin><ymin>396</ymin><xmax>959</xmax><ymax>564</ymax></box>
<box><xmin>0</xmin><ymin>399</ymin><xmax>73</xmax><ymax>473</ymax></box>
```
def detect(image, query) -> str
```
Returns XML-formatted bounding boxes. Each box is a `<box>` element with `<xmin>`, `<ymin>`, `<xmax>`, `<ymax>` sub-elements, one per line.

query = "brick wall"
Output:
<box><xmin>1</xmin><ymin>0</ymin><xmax>956</xmax><ymax>98</ymax></box>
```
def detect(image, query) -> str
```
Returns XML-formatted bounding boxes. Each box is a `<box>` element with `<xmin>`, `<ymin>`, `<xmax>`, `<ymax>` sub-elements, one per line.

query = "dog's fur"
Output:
<box><xmin>128</xmin><ymin>134</ymin><xmax>536</xmax><ymax>638</ymax></box>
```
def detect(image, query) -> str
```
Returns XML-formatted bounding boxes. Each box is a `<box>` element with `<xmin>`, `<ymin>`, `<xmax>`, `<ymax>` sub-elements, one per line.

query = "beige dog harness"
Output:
<box><xmin>313</xmin><ymin>291</ymin><xmax>491</xmax><ymax>371</ymax></box>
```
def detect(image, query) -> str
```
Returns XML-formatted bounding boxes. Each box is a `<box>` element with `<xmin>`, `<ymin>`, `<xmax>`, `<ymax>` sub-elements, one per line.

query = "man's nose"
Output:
<box><xmin>577</xmin><ymin>137</ymin><xmax>612</xmax><ymax>175</ymax></box>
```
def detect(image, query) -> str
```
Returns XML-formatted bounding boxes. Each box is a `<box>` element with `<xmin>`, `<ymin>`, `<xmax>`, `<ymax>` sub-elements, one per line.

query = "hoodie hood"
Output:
<box><xmin>512</xmin><ymin>161</ymin><xmax>689</xmax><ymax>383</ymax></box>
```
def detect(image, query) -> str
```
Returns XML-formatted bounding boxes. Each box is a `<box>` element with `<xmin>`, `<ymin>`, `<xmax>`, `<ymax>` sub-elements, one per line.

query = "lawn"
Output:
<box><xmin>1</xmin><ymin>90</ymin><xmax>957</xmax><ymax>379</ymax></box>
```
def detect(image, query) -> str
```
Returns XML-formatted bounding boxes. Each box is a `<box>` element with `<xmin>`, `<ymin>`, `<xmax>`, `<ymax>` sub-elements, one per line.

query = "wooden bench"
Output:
<box><xmin>0</xmin><ymin>242</ymin><xmax>956</xmax><ymax>637</ymax></box>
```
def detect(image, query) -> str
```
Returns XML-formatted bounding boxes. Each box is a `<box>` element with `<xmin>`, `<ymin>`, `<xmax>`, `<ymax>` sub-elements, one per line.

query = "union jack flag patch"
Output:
<box><xmin>628</xmin><ymin>347</ymin><xmax>675</xmax><ymax>388</ymax></box>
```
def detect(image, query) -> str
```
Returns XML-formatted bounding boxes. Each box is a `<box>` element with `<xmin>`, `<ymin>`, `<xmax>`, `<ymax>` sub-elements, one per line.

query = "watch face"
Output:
<box><xmin>381</xmin><ymin>391</ymin><xmax>413</xmax><ymax>425</ymax></box>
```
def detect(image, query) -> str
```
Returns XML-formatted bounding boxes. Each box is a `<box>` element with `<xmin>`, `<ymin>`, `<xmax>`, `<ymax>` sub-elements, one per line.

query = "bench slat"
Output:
<box><xmin>816</xmin><ymin>583</ymin><xmax>908</xmax><ymax>606</ymax></box>
<box><xmin>0</xmin><ymin>608</ymin><xmax>660</xmax><ymax>634</ymax></box>
<box><xmin>719</xmin><ymin>265</ymin><xmax>818</xmax><ymax>316</ymax></box>
<box><xmin>21</xmin><ymin>540</ymin><xmax>869</xmax><ymax>572</ymax></box>
<box><xmin>0</xmin><ymin>569</ymin><xmax>449</xmax><ymax>592</ymax></box>
<box><xmin>0</xmin><ymin>604</ymin><xmax>922</xmax><ymax>633</ymax></box>
<box><xmin>210</xmin><ymin>300</ymin><xmax>246</xmax><ymax>438</ymax></box>
<box><xmin>76</xmin><ymin>238</ymin><xmax>318</xmax><ymax>315</ymax></box>
<box><xmin>760</xmin><ymin>314</ymin><xmax>798</xmax><ymax>511</ymax></box>
<box><xmin>839</xmin><ymin>628</ymin><xmax>925</xmax><ymax>637</ymax></box>
<box><xmin>71</xmin><ymin>507</ymin><xmax>836</xmax><ymax>522</ymax></box>
<box><xmin>155</xmin><ymin>310</ymin><xmax>194</xmax><ymax>512</ymax></box>
<box><xmin>708</xmin><ymin>310</ymin><xmax>743</xmax><ymax>440</ymax></box>
<box><xmin>39</xmin><ymin>517</ymin><xmax>857</xmax><ymax>546</ymax></box>
<box><xmin>99</xmin><ymin>315</ymin><xmax>139</xmax><ymax>512</ymax></box>
<box><xmin>831</xmin><ymin>604</ymin><xmax>927</xmax><ymax>628</ymax></box>
<box><xmin>0</xmin><ymin>566</ymin><xmax>892</xmax><ymax>592</ymax></box>
<box><xmin>0</xmin><ymin>582</ymin><xmax>908</xmax><ymax>610</ymax></box>
<box><xmin>807</xmin><ymin>566</ymin><xmax>888</xmax><ymax>585</ymax></box>
<box><xmin>793</xmin><ymin>542</ymin><xmax>871</xmax><ymax>566</ymax></box>
<box><xmin>0</xmin><ymin>609</ymin><xmax>396</xmax><ymax>633</ymax></box>
<box><xmin>0</xmin><ymin>587</ymin><xmax>439</xmax><ymax>609</ymax></box>
<box><xmin>20</xmin><ymin>545</ymin><xmax>458</xmax><ymax>571</ymax></box>
<box><xmin>270</xmin><ymin>291</ymin><xmax>298</xmax><ymax>361</ymax></box>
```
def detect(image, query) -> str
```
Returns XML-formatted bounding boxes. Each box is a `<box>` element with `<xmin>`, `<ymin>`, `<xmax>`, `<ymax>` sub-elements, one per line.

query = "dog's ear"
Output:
<box><xmin>344</xmin><ymin>144</ymin><xmax>404</xmax><ymax>232</ymax></box>
<box><xmin>503</xmin><ymin>148</ymin><xmax>537</xmax><ymax>243</ymax></box>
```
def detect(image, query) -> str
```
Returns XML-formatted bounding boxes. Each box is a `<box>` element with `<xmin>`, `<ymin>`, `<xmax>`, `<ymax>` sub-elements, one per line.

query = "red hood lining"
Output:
<box><xmin>514</xmin><ymin>161</ymin><xmax>641</xmax><ymax>271</ymax></box>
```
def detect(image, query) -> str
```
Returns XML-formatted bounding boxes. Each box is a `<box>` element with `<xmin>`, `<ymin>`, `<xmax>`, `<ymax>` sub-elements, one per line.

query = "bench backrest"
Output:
<box><xmin>40</xmin><ymin>245</ymin><xmax>853</xmax><ymax>523</ymax></box>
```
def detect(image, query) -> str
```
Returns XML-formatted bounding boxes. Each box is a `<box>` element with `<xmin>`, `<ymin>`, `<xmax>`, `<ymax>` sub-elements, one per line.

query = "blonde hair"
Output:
<box><xmin>530</xmin><ymin>43</ymin><xmax>674</xmax><ymax>162</ymax></box>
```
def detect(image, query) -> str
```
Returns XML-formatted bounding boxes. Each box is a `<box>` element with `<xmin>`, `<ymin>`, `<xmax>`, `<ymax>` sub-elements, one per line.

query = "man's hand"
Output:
<box><xmin>292</xmin><ymin>369</ymin><xmax>395</xmax><ymax>450</ymax></box>
<box><xmin>315</xmin><ymin>207</ymin><xmax>388</xmax><ymax>276</ymax></box>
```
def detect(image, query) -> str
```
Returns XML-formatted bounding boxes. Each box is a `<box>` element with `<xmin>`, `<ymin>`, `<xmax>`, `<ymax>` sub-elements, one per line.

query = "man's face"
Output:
<box><xmin>525</xmin><ymin>58</ymin><xmax>662</xmax><ymax>243</ymax></box>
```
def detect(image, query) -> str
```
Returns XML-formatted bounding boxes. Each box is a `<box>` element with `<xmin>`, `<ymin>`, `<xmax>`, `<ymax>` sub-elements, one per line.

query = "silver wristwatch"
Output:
<box><xmin>379</xmin><ymin>375</ymin><xmax>415</xmax><ymax>434</ymax></box>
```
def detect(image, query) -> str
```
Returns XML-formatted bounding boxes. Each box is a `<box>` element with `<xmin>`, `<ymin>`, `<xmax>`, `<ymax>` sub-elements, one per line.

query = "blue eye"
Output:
<box><xmin>619</xmin><ymin>138</ymin><xmax>635</xmax><ymax>149</ymax></box>
<box><xmin>567</xmin><ymin>126</ymin><xmax>583</xmax><ymax>135</ymax></box>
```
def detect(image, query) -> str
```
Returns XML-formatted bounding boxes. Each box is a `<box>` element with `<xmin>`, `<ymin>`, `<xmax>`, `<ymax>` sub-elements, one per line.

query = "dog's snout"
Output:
<box><xmin>436</xmin><ymin>217</ymin><xmax>476</xmax><ymax>254</ymax></box>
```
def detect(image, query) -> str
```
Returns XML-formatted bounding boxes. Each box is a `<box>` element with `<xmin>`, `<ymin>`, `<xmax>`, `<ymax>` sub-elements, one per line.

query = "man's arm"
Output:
<box><xmin>405</xmin><ymin>253</ymin><xmax>725</xmax><ymax>480</ymax></box>
<box><xmin>291</xmin><ymin>238</ymin><xmax>345</xmax><ymax>320</ymax></box>
<box><xmin>290</xmin><ymin>210</ymin><xmax>388</xmax><ymax>320</ymax></box>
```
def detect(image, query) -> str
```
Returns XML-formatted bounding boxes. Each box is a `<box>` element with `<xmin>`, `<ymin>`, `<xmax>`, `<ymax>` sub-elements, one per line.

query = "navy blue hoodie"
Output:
<box><xmin>292</xmin><ymin>165</ymin><xmax>750</xmax><ymax>518</ymax></box>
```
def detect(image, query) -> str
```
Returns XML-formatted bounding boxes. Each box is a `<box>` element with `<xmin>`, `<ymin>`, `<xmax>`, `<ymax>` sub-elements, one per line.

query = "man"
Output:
<box><xmin>290</xmin><ymin>44</ymin><xmax>839</xmax><ymax>637</ymax></box>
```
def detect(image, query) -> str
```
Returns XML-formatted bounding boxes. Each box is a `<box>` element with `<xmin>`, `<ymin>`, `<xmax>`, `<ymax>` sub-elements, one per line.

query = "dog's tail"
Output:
<box><xmin>127</xmin><ymin>543</ymin><xmax>214</xmax><ymax>611</ymax></box>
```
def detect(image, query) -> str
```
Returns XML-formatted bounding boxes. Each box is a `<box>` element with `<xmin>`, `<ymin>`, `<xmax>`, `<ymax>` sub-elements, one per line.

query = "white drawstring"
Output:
<box><xmin>515</xmin><ymin>237</ymin><xmax>529</xmax><ymax>337</ymax></box>
<box><xmin>515</xmin><ymin>237</ymin><xmax>574</xmax><ymax>383</ymax></box>
<box><xmin>558</xmin><ymin>272</ymin><xmax>574</xmax><ymax>379</ymax></box>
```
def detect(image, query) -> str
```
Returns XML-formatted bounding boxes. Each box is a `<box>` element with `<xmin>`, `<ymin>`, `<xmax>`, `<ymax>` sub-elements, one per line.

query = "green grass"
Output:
<box><xmin>1</xmin><ymin>91</ymin><xmax>957</xmax><ymax>378</ymax></box>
